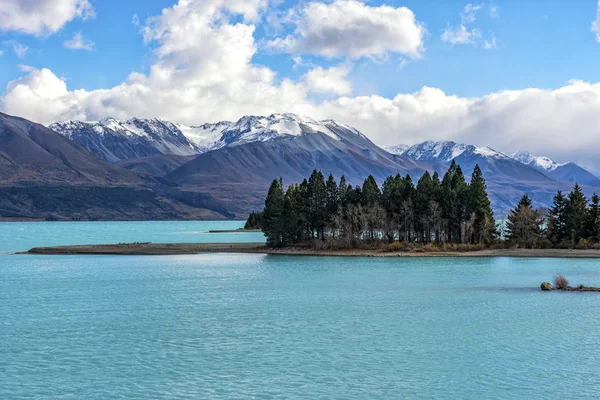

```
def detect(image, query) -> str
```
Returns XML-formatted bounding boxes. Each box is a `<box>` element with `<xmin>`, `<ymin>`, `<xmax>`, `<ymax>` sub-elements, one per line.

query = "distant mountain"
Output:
<box><xmin>0</xmin><ymin>112</ymin><xmax>238</xmax><ymax>220</ymax></box>
<box><xmin>116</xmin><ymin>154</ymin><xmax>196</xmax><ymax>177</ymax></box>
<box><xmin>512</xmin><ymin>151</ymin><xmax>600</xmax><ymax>186</ymax></box>
<box><xmin>50</xmin><ymin>113</ymin><xmax>376</xmax><ymax>163</ymax></box>
<box><xmin>0</xmin><ymin>113</ymin><xmax>146</xmax><ymax>186</ymax></box>
<box><xmin>385</xmin><ymin>144</ymin><xmax>409</xmax><ymax>155</ymax></box>
<box><xmin>9</xmin><ymin>111</ymin><xmax>600</xmax><ymax>220</ymax></box>
<box><xmin>394</xmin><ymin>140</ymin><xmax>588</xmax><ymax>215</ymax></box>
<box><xmin>167</xmin><ymin>121</ymin><xmax>440</xmax><ymax>215</ymax></box>
<box><xmin>50</xmin><ymin>118</ymin><xmax>202</xmax><ymax>162</ymax></box>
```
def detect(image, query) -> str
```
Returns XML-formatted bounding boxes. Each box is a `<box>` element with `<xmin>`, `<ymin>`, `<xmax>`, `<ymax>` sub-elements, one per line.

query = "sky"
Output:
<box><xmin>1</xmin><ymin>0</ymin><xmax>600</xmax><ymax>171</ymax></box>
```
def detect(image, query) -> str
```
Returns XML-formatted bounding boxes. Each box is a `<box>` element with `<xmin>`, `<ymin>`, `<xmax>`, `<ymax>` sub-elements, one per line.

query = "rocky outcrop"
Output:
<box><xmin>541</xmin><ymin>282</ymin><xmax>600</xmax><ymax>292</ymax></box>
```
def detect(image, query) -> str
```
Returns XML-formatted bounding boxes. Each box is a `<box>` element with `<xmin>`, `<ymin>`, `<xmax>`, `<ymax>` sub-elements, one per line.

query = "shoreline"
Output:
<box><xmin>22</xmin><ymin>243</ymin><xmax>600</xmax><ymax>258</ymax></box>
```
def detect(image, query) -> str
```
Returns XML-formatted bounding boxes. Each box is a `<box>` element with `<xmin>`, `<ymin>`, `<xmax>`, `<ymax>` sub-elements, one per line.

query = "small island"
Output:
<box><xmin>541</xmin><ymin>275</ymin><xmax>600</xmax><ymax>292</ymax></box>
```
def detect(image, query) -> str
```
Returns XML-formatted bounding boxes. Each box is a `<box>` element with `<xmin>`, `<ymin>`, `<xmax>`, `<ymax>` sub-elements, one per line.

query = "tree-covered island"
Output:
<box><xmin>246</xmin><ymin>162</ymin><xmax>600</xmax><ymax>251</ymax></box>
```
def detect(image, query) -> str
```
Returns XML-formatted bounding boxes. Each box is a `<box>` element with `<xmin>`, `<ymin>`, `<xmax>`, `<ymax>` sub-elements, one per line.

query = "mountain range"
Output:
<box><xmin>1</xmin><ymin>111</ymin><xmax>598</xmax><ymax>220</ymax></box>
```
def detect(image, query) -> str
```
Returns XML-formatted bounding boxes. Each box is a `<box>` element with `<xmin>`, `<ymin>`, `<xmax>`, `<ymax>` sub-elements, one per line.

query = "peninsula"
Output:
<box><xmin>25</xmin><ymin>243</ymin><xmax>600</xmax><ymax>258</ymax></box>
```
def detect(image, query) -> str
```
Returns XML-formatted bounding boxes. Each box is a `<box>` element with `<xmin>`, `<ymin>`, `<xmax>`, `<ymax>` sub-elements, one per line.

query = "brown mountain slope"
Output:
<box><xmin>0</xmin><ymin>112</ymin><xmax>148</xmax><ymax>186</ymax></box>
<box><xmin>0</xmin><ymin>113</ymin><xmax>232</xmax><ymax>220</ymax></box>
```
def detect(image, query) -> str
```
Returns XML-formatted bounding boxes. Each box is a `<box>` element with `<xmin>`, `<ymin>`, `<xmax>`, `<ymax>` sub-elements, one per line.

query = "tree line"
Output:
<box><xmin>247</xmin><ymin>163</ymin><xmax>600</xmax><ymax>250</ymax></box>
<box><xmin>247</xmin><ymin>161</ymin><xmax>496</xmax><ymax>248</ymax></box>
<box><xmin>505</xmin><ymin>185</ymin><xmax>600</xmax><ymax>248</ymax></box>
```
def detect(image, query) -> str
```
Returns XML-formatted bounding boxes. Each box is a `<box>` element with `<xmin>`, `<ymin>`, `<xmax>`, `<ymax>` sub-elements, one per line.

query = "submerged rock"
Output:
<box><xmin>540</xmin><ymin>282</ymin><xmax>554</xmax><ymax>291</ymax></box>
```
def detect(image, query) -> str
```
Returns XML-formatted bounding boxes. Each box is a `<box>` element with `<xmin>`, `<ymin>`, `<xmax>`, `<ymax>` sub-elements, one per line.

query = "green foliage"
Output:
<box><xmin>262</xmin><ymin>178</ymin><xmax>285</xmax><ymax>247</ymax></box>
<box><xmin>586</xmin><ymin>193</ymin><xmax>600</xmax><ymax>242</ymax></box>
<box><xmin>547</xmin><ymin>191</ymin><xmax>568</xmax><ymax>244</ymax></box>
<box><xmin>256</xmin><ymin>163</ymin><xmax>500</xmax><ymax>249</ymax></box>
<box><xmin>244</xmin><ymin>211</ymin><xmax>263</xmax><ymax>229</ymax></box>
<box><xmin>506</xmin><ymin>196</ymin><xmax>543</xmax><ymax>248</ymax></box>
<box><xmin>565</xmin><ymin>183</ymin><xmax>588</xmax><ymax>245</ymax></box>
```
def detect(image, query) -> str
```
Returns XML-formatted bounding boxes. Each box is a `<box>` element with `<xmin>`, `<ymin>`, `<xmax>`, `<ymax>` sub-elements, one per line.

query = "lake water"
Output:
<box><xmin>1</xmin><ymin>222</ymin><xmax>600</xmax><ymax>399</ymax></box>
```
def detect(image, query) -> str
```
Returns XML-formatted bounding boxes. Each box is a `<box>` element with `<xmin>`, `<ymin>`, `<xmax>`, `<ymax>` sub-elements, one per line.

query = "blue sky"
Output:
<box><xmin>1</xmin><ymin>0</ymin><xmax>600</xmax><ymax>170</ymax></box>
<box><xmin>2</xmin><ymin>0</ymin><xmax>599</xmax><ymax>97</ymax></box>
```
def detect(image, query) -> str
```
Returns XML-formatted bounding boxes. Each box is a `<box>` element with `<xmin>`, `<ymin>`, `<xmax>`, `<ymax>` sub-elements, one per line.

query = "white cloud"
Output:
<box><xmin>268</xmin><ymin>0</ymin><xmax>425</xmax><ymax>59</ymax></box>
<box><xmin>0</xmin><ymin>0</ymin><xmax>94</xmax><ymax>36</ymax></box>
<box><xmin>484</xmin><ymin>34</ymin><xmax>497</xmax><ymax>49</ymax></box>
<box><xmin>1</xmin><ymin>0</ymin><xmax>311</xmax><ymax>124</ymax></box>
<box><xmin>18</xmin><ymin>64</ymin><xmax>37</xmax><ymax>72</ymax></box>
<box><xmin>3</xmin><ymin>0</ymin><xmax>600</xmax><ymax>172</ymax></box>
<box><xmin>489</xmin><ymin>2</ymin><xmax>500</xmax><ymax>18</ymax></box>
<box><xmin>592</xmin><ymin>0</ymin><xmax>600</xmax><ymax>42</ymax></box>
<box><xmin>443</xmin><ymin>3</ymin><xmax>496</xmax><ymax>48</ymax></box>
<box><xmin>312</xmin><ymin>81</ymin><xmax>600</xmax><ymax>172</ymax></box>
<box><xmin>303</xmin><ymin>65</ymin><xmax>352</xmax><ymax>95</ymax></box>
<box><xmin>442</xmin><ymin>25</ymin><xmax>481</xmax><ymax>44</ymax></box>
<box><xmin>460</xmin><ymin>3</ymin><xmax>483</xmax><ymax>24</ymax></box>
<box><xmin>64</xmin><ymin>32</ymin><xmax>94</xmax><ymax>51</ymax></box>
<box><xmin>3</xmin><ymin>40</ymin><xmax>29</xmax><ymax>58</ymax></box>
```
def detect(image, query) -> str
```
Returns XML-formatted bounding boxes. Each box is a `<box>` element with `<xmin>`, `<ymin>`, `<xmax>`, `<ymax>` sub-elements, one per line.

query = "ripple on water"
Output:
<box><xmin>1</xmin><ymin>245</ymin><xmax>600</xmax><ymax>399</ymax></box>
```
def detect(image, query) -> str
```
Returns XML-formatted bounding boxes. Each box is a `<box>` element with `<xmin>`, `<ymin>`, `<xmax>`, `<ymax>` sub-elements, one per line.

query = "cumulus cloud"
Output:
<box><xmin>303</xmin><ymin>65</ymin><xmax>352</xmax><ymax>95</ymax></box>
<box><xmin>64</xmin><ymin>32</ymin><xmax>94</xmax><ymax>51</ymax></box>
<box><xmin>593</xmin><ymin>0</ymin><xmax>600</xmax><ymax>42</ymax></box>
<box><xmin>0</xmin><ymin>0</ymin><xmax>94</xmax><ymax>36</ymax></box>
<box><xmin>2</xmin><ymin>0</ymin><xmax>600</xmax><ymax>172</ymax></box>
<box><xmin>312</xmin><ymin>81</ymin><xmax>600</xmax><ymax>172</ymax></box>
<box><xmin>1</xmin><ymin>0</ymin><xmax>311</xmax><ymax>124</ymax></box>
<box><xmin>268</xmin><ymin>0</ymin><xmax>425</xmax><ymax>59</ymax></box>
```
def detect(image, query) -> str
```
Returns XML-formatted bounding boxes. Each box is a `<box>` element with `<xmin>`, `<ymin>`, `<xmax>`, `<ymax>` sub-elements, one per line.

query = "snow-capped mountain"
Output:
<box><xmin>50</xmin><ymin>118</ymin><xmax>201</xmax><ymax>162</ymax></box>
<box><xmin>512</xmin><ymin>151</ymin><xmax>600</xmax><ymax>186</ymax></box>
<box><xmin>50</xmin><ymin>113</ymin><xmax>369</xmax><ymax>162</ymax></box>
<box><xmin>385</xmin><ymin>144</ymin><xmax>409</xmax><ymax>155</ymax></box>
<box><xmin>392</xmin><ymin>141</ymin><xmax>600</xmax><ymax>188</ymax></box>
<box><xmin>398</xmin><ymin>140</ymin><xmax>510</xmax><ymax>163</ymax></box>
<box><xmin>511</xmin><ymin>151</ymin><xmax>563</xmax><ymax>172</ymax></box>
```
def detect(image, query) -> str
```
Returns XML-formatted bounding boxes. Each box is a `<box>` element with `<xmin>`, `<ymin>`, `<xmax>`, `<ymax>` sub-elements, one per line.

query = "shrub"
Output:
<box><xmin>576</xmin><ymin>238</ymin><xmax>591</xmax><ymax>249</ymax></box>
<box><xmin>386</xmin><ymin>241</ymin><xmax>412</xmax><ymax>252</ymax></box>
<box><xmin>386</xmin><ymin>241</ymin><xmax>402</xmax><ymax>252</ymax></box>
<box><xmin>537</xmin><ymin>238</ymin><xmax>554</xmax><ymax>249</ymax></box>
<box><xmin>554</xmin><ymin>274</ymin><xmax>569</xmax><ymax>290</ymax></box>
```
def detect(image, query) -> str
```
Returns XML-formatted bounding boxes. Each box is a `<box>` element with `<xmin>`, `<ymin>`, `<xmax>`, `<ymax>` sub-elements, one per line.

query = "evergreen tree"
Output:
<box><xmin>308</xmin><ymin>170</ymin><xmax>327</xmax><ymax>239</ymax></box>
<box><xmin>468</xmin><ymin>164</ymin><xmax>495</xmax><ymax>244</ymax></box>
<box><xmin>325</xmin><ymin>174</ymin><xmax>339</xmax><ymax>215</ymax></box>
<box><xmin>587</xmin><ymin>193</ymin><xmax>600</xmax><ymax>242</ymax></box>
<box><xmin>362</xmin><ymin>175</ymin><xmax>381</xmax><ymax>206</ymax></box>
<box><xmin>244</xmin><ymin>211</ymin><xmax>263</xmax><ymax>229</ymax></box>
<box><xmin>565</xmin><ymin>183</ymin><xmax>588</xmax><ymax>245</ymax></box>
<box><xmin>547</xmin><ymin>191</ymin><xmax>568</xmax><ymax>244</ymax></box>
<box><xmin>255</xmin><ymin>164</ymin><xmax>497</xmax><ymax>249</ymax></box>
<box><xmin>506</xmin><ymin>194</ymin><xmax>542</xmax><ymax>248</ymax></box>
<box><xmin>262</xmin><ymin>178</ymin><xmax>285</xmax><ymax>246</ymax></box>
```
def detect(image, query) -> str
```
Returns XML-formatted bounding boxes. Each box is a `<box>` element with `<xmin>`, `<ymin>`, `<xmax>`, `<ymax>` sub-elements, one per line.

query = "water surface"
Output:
<box><xmin>1</xmin><ymin>222</ymin><xmax>599</xmax><ymax>399</ymax></box>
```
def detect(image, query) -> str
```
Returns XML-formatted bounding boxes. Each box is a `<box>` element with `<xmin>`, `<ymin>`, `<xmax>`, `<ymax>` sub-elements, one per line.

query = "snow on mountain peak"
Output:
<box><xmin>397</xmin><ymin>140</ymin><xmax>509</xmax><ymax>163</ymax></box>
<box><xmin>511</xmin><ymin>151</ymin><xmax>564</xmax><ymax>171</ymax></box>
<box><xmin>49</xmin><ymin>113</ymin><xmax>372</xmax><ymax>162</ymax></box>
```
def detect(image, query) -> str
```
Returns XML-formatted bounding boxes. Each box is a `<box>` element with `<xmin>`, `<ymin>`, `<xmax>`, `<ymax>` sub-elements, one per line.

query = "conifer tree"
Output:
<box><xmin>507</xmin><ymin>194</ymin><xmax>542</xmax><ymax>248</ymax></box>
<box><xmin>262</xmin><ymin>178</ymin><xmax>285</xmax><ymax>246</ymax></box>
<box><xmin>362</xmin><ymin>175</ymin><xmax>381</xmax><ymax>206</ymax></box>
<box><xmin>468</xmin><ymin>164</ymin><xmax>495</xmax><ymax>244</ymax></box>
<box><xmin>587</xmin><ymin>193</ymin><xmax>600</xmax><ymax>242</ymax></box>
<box><xmin>565</xmin><ymin>183</ymin><xmax>588</xmax><ymax>245</ymax></box>
<box><xmin>547</xmin><ymin>191</ymin><xmax>568</xmax><ymax>244</ymax></box>
<box><xmin>308</xmin><ymin>170</ymin><xmax>327</xmax><ymax>239</ymax></box>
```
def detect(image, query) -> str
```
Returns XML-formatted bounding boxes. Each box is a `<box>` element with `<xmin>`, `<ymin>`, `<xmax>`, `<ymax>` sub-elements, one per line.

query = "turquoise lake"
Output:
<box><xmin>1</xmin><ymin>222</ymin><xmax>600</xmax><ymax>399</ymax></box>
